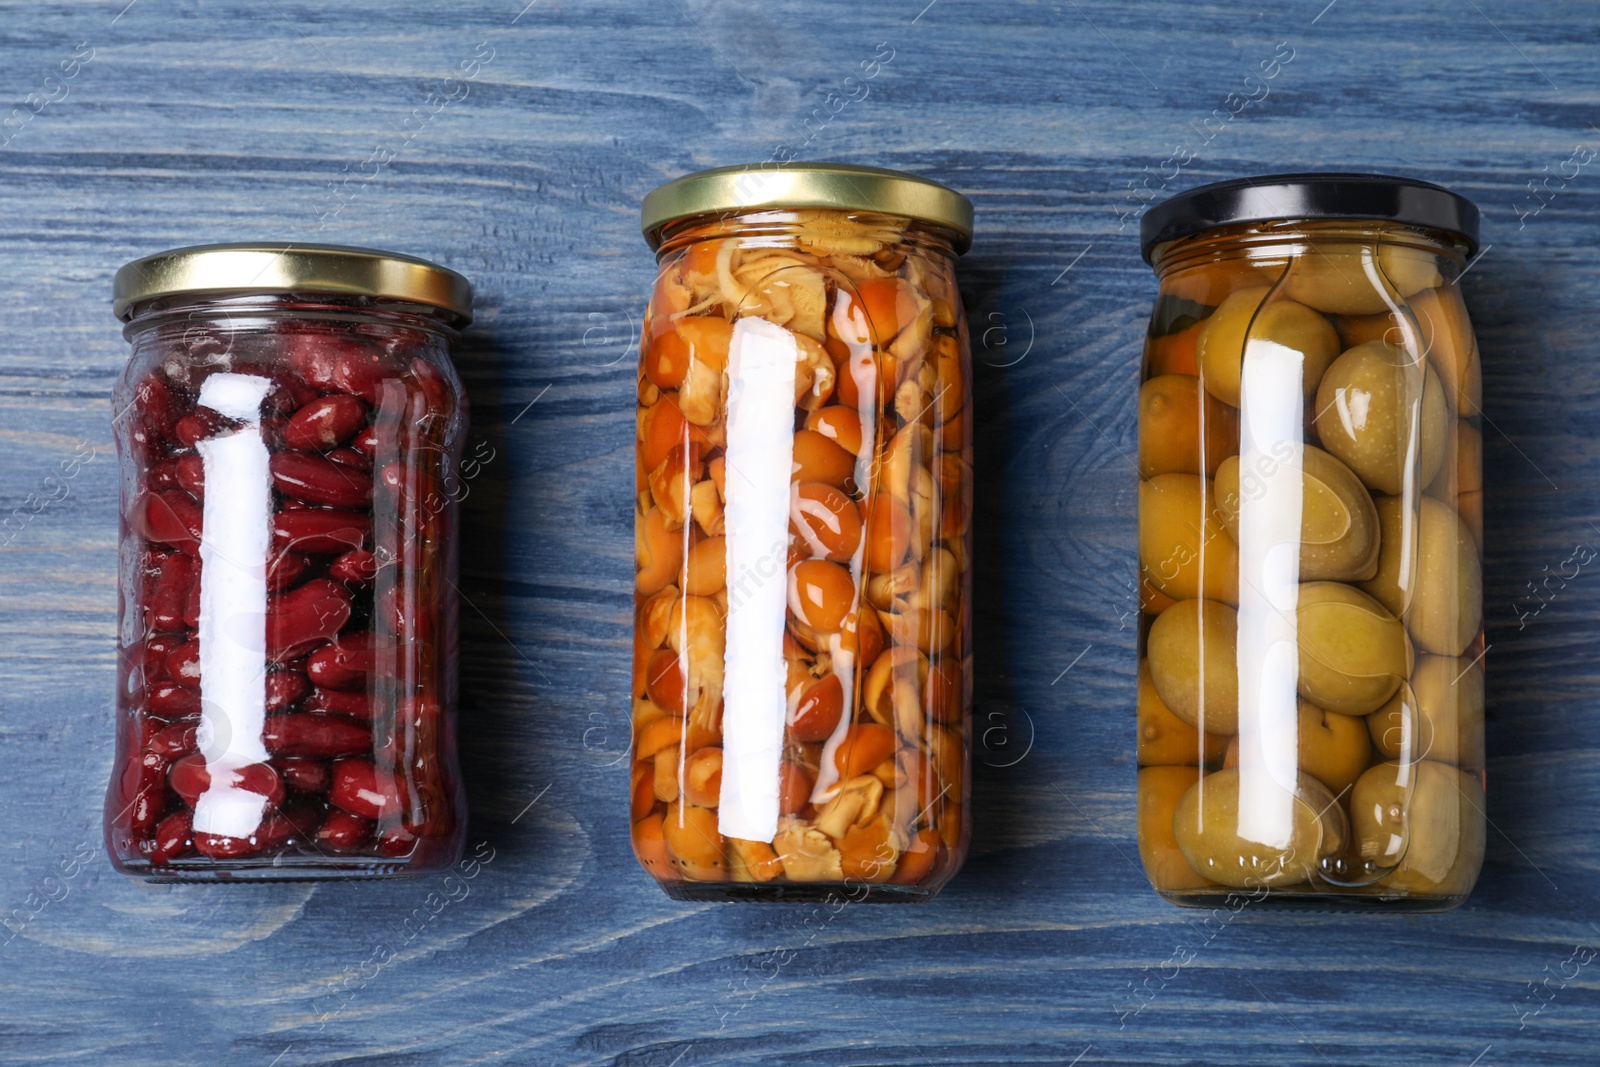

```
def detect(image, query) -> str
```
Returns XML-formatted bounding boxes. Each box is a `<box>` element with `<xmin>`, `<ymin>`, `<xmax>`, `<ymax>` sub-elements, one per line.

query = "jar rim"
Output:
<box><xmin>112</xmin><ymin>242</ymin><xmax>473</xmax><ymax>324</ymax></box>
<box><xmin>1139</xmin><ymin>172</ymin><xmax>1480</xmax><ymax>262</ymax></box>
<box><xmin>641</xmin><ymin>162</ymin><xmax>974</xmax><ymax>254</ymax></box>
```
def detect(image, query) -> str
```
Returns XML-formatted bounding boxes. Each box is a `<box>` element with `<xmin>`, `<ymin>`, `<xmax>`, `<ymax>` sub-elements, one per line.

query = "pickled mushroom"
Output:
<box><xmin>773</xmin><ymin>819</ymin><xmax>845</xmax><ymax>881</ymax></box>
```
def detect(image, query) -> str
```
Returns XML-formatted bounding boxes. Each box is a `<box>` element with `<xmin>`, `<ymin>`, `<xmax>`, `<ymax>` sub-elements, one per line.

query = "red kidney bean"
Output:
<box><xmin>174</xmin><ymin>409</ymin><xmax>232</xmax><ymax>447</ymax></box>
<box><xmin>165</xmin><ymin>639</ymin><xmax>202</xmax><ymax>689</ymax></box>
<box><xmin>144</xmin><ymin>637</ymin><xmax>182</xmax><ymax>683</ymax></box>
<box><xmin>262</xmin><ymin>713</ymin><xmax>370</xmax><ymax>758</ymax></box>
<box><xmin>127</xmin><ymin>783</ymin><xmax>170</xmax><ymax>839</ymax></box>
<box><xmin>144</xmin><ymin>553</ymin><xmax>193</xmax><ymax>633</ymax></box>
<box><xmin>274</xmin><ymin>756</ymin><xmax>330</xmax><ymax>794</ymax></box>
<box><xmin>265</xmin><ymin>669</ymin><xmax>310</xmax><ymax>712</ymax></box>
<box><xmin>259</xmin><ymin>414</ymin><xmax>289</xmax><ymax>452</ymax></box>
<box><xmin>334</xmin><ymin>347</ymin><xmax>403</xmax><ymax>404</ymax></box>
<box><xmin>285</xmin><ymin>335</ymin><xmax>349</xmax><ymax>393</ymax></box>
<box><xmin>272</xmin><ymin>509</ymin><xmax>370</xmax><ymax>555</ymax></box>
<box><xmin>149</xmin><ymin>457</ymin><xmax>183</xmax><ymax>491</ymax></box>
<box><xmin>148</xmin><ymin>719</ymin><xmax>199</xmax><ymax>759</ymax></box>
<box><xmin>315</xmin><ymin>809</ymin><xmax>372</xmax><ymax>852</ymax></box>
<box><xmin>306</xmin><ymin>688</ymin><xmax>374</xmax><ymax>720</ymax></box>
<box><xmin>136</xmin><ymin>491</ymin><xmax>203</xmax><ymax>553</ymax></box>
<box><xmin>264</xmin><ymin>374</ymin><xmax>321</xmax><ymax>417</ymax></box>
<box><xmin>121</xmin><ymin>717</ymin><xmax>163</xmax><ymax>791</ymax></box>
<box><xmin>289</xmin><ymin>335</ymin><xmax>399</xmax><ymax>403</ymax></box>
<box><xmin>129</xmin><ymin>374</ymin><xmax>179</xmax><ymax>450</ymax></box>
<box><xmin>271</xmin><ymin>451</ymin><xmax>373</xmax><ymax>508</ymax></box>
<box><xmin>150</xmin><ymin>809</ymin><xmax>194</xmax><ymax>865</ymax></box>
<box><xmin>351</xmin><ymin>425</ymin><xmax>378</xmax><ymax>457</ymax></box>
<box><xmin>377</xmin><ymin>822</ymin><xmax>417</xmax><ymax>857</ymax></box>
<box><xmin>174</xmin><ymin>454</ymin><xmax>205</xmax><ymax>502</ymax></box>
<box><xmin>326</xmin><ymin>447</ymin><xmax>370</xmax><ymax>471</ymax></box>
<box><xmin>183</xmin><ymin>571</ymin><xmax>201</xmax><ymax>629</ymax></box>
<box><xmin>168</xmin><ymin>753</ymin><xmax>286</xmax><ymax>809</ymax></box>
<box><xmin>149</xmin><ymin>682</ymin><xmax>201</xmax><ymax>717</ymax></box>
<box><xmin>329</xmin><ymin>758</ymin><xmax>401</xmax><ymax>820</ymax></box>
<box><xmin>328</xmin><ymin>549</ymin><xmax>378</xmax><ymax>584</ymax></box>
<box><xmin>193</xmin><ymin>830</ymin><xmax>253</xmax><ymax>858</ymax></box>
<box><xmin>397</xmin><ymin>697</ymin><xmax>449</xmax><ymax>836</ymax></box>
<box><xmin>266</xmin><ymin>550</ymin><xmax>311</xmax><ymax>592</ymax></box>
<box><xmin>124</xmin><ymin>635</ymin><xmax>177</xmax><ymax>685</ymax></box>
<box><xmin>283</xmin><ymin>394</ymin><xmax>369</xmax><ymax>451</ymax></box>
<box><xmin>265</xmin><ymin>578</ymin><xmax>353</xmax><ymax>661</ymax></box>
<box><xmin>410</xmin><ymin>358</ymin><xmax>451</xmax><ymax>415</ymax></box>
<box><xmin>305</xmin><ymin>631</ymin><xmax>381</xmax><ymax>690</ymax></box>
<box><xmin>194</xmin><ymin>808</ymin><xmax>297</xmax><ymax>858</ymax></box>
<box><xmin>118</xmin><ymin>723</ymin><xmax>167</xmax><ymax>838</ymax></box>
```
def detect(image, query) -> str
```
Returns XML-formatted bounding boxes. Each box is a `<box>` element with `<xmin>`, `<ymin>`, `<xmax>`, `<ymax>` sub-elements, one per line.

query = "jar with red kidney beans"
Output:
<box><xmin>106</xmin><ymin>243</ymin><xmax>471</xmax><ymax>880</ymax></box>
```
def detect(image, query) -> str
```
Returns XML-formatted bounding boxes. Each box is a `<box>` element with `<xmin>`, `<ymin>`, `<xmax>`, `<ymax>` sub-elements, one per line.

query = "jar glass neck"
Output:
<box><xmin>122</xmin><ymin>293</ymin><xmax>463</xmax><ymax>343</ymax></box>
<box><xmin>1150</xmin><ymin>220</ymin><xmax>1471</xmax><ymax>280</ymax></box>
<box><xmin>655</xmin><ymin>209</ymin><xmax>961</xmax><ymax>261</ymax></box>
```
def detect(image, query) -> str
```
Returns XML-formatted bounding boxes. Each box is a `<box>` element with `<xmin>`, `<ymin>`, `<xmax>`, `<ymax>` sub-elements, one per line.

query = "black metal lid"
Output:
<box><xmin>1139</xmin><ymin>173</ymin><xmax>1480</xmax><ymax>262</ymax></box>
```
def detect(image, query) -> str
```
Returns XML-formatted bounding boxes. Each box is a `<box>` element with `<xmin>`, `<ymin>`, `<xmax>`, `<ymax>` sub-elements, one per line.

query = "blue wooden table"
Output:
<box><xmin>2</xmin><ymin>1</ymin><xmax>1599</xmax><ymax>1063</ymax></box>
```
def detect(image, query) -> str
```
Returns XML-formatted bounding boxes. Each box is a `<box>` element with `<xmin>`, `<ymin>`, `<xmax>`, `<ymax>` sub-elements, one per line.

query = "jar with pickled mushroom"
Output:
<box><xmin>632</xmin><ymin>163</ymin><xmax>974</xmax><ymax>900</ymax></box>
<box><xmin>1135</xmin><ymin>175</ymin><xmax>1485</xmax><ymax>910</ymax></box>
<box><xmin>106</xmin><ymin>244</ymin><xmax>471</xmax><ymax>880</ymax></box>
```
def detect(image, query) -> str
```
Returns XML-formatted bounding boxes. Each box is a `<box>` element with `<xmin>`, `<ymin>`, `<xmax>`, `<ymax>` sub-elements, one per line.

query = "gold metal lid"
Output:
<box><xmin>641</xmin><ymin>162</ymin><xmax>974</xmax><ymax>254</ymax></box>
<box><xmin>112</xmin><ymin>242</ymin><xmax>473</xmax><ymax>323</ymax></box>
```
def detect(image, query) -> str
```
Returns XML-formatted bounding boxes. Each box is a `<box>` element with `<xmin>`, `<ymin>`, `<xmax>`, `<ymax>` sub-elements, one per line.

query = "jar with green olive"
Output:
<box><xmin>1135</xmin><ymin>174</ymin><xmax>1485</xmax><ymax>910</ymax></box>
<box><xmin>631</xmin><ymin>164</ymin><xmax>974</xmax><ymax>900</ymax></box>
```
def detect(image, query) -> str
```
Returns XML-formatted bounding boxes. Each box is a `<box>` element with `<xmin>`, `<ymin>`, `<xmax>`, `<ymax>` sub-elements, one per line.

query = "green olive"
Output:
<box><xmin>1367</xmin><ymin>655</ymin><xmax>1485</xmax><ymax>767</ymax></box>
<box><xmin>1138</xmin><ymin>658</ymin><xmax>1229</xmax><ymax>766</ymax></box>
<box><xmin>1195</xmin><ymin>287</ymin><xmax>1341</xmax><ymax>407</ymax></box>
<box><xmin>1313</xmin><ymin>341</ymin><xmax>1448</xmax><ymax>496</ymax></box>
<box><xmin>1139</xmin><ymin>474</ymin><xmax>1239</xmax><ymax>604</ymax></box>
<box><xmin>1139</xmin><ymin>374</ymin><xmax>1239</xmax><ymax>478</ymax></box>
<box><xmin>1138</xmin><ymin>765</ymin><xmax>1215</xmax><ymax>891</ymax></box>
<box><xmin>1359</xmin><ymin>495</ymin><xmax>1412</xmax><ymax>617</ymax></box>
<box><xmin>1214</xmin><ymin>445</ymin><xmax>1379</xmax><ymax>582</ymax></box>
<box><xmin>1172</xmin><ymin>767</ymin><xmax>1348</xmax><ymax>889</ymax></box>
<box><xmin>1409</xmin><ymin>284</ymin><xmax>1482</xmax><ymax>414</ymax></box>
<box><xmin>1223</xmin><ymin>698</ymin><xmax>1372</xmax><ymax>798</ymax></box>
<box><xmin>1296</xmin><ymin>581</ymin><xmax>1411</xmax><ymax>715</ymax></box>
<box><xmin>1349</xmin><ymin>759</ymin><xmax>1485</xmax><ymax>897</ymax></box>
<box><xmin>1281</xmin><ymin>241</ymin><xmax>1443</xmax><ymax>316</ymax></box>
<box><xmin>1410</xmin><ymin>495</ymin><xmax>1483</xmax><ymax>656</ymax></box>
<box><xmin>1426</xmin><ymin>420</ymin><xmax>1481</xmax><ymax>500</ymax></box>
<box><xmin>1147</xmin><ymin>599</ymin><xmax>1238</xmax><ymax>735</ymax></box>
<box><xmin>1297</xmin><ymin>702</ymin><xmax>1373</xmax><ymax>797</ymax></box>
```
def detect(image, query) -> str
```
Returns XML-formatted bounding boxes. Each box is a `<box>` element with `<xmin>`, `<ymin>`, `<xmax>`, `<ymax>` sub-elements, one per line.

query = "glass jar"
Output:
<box><xmin>105</xmin><ymin>243</ymin><xmax>472</xmax><ymax>880</ymax></box>
<box><xmin>631</xmin><ymin>163</ymin><xmax>975</xmax><ymax>900</ymax></box>
<box><xmin>1135</xmin><ymin>174</ymin><xmax>1485</xmax><ymax>910</ymax></box>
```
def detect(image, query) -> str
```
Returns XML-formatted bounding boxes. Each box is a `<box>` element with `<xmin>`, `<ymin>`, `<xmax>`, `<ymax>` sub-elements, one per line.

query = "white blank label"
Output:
<box><xmin>717</xmin><ymin>318</ymin><xmax>798</xmax><ymax>843</ymax></box>
<box><xmin>192</xmin><ymin>372</ymin><xmax>273</xmax><ymax>839</ymax></box>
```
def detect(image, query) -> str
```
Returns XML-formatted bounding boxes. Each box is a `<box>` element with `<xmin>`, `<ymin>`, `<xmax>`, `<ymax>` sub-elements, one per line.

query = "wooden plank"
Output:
<box><xmin>1</xmin><ymin>0</ymin><xmax>1598</xmax><ymax>1063</ymax></box>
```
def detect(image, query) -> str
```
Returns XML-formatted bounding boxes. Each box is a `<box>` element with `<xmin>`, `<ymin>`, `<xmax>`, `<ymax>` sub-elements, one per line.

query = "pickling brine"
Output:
<box><xmin>633</xmin><ymin>163</ymin><xmax>975</xmax><ymax>900</ymax></box>
<box><xmin>1136</xmin><ymin>175</ymin><xmax>1485</xmax><ymax>910</ymax></box>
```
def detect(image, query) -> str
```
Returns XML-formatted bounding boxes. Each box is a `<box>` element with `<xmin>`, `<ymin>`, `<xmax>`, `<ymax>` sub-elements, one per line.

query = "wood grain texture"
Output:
<box><xmin>1</xmin><ymin>0</ymin><xmax>1598</xmax><ymax>1063</ymax></box>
